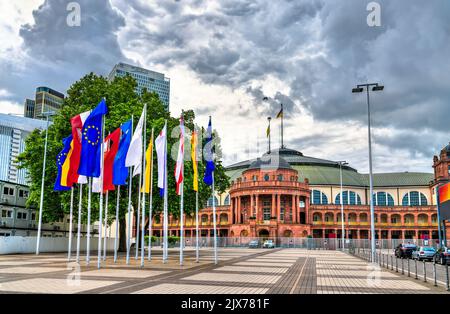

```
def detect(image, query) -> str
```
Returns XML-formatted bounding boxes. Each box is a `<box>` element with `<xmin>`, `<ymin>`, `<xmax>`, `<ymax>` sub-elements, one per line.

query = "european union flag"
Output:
<box><xmin>77</xmin><ymin>99</ymin><xmax>108</xmax><ymax>177</ymax></box>
<box><xmin>54</xmin><ymin>135</ymin><xmax>73</xmax><ymax>191</ymax></box>
<box><xmin>203</xmin><ymin>117</ymin><xmax>215</xmax><ymax>186</ymax></box>
<box><xmin>112</xmin><ymin>119</ymin><xmax>132</xmax><ymax>185</ymax></box>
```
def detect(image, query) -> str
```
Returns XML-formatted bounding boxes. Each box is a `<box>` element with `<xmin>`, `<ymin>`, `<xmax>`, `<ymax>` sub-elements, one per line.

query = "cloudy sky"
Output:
<box><xmin>0</xmin><ymin>0</ymin><xmax>449</xmax><ymax>173</ymax></box>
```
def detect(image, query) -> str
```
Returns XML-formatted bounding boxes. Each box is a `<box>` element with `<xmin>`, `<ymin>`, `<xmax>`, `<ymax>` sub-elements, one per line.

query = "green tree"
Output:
<box><xmin>18</xmin><ymin>73</ymin><xmax>230</xmax><ymax>251</ymax></box>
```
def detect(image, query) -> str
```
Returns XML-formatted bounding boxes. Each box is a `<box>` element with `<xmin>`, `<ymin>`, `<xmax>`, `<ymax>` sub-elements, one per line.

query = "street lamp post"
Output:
<box><xmin>36</xmin><ymin>111</ymin><xmax>55</xmax><ymax>255</ymax></box>
<box><xmin>352</xmin><ymin>83</ymin><xmax>384</xmax><ymax>262</ymax></box>
<box><xmin>338</xmin><ymin>161</ymin><xmax>348</xmax><ymax>251</ymax></box>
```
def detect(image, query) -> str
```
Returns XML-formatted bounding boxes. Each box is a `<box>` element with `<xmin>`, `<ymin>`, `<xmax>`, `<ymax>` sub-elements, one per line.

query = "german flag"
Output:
<box><xmin>439</xmin><ymin>182</ymin><xmax>450</xmax><ymax>220</ymax></box>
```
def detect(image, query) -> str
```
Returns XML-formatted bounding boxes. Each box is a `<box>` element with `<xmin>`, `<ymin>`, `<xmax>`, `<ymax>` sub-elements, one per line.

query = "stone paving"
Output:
<box><xmin>0</xmin><ymin>248</ymin><xmax>447</xmax><ymax>294</ymax></box>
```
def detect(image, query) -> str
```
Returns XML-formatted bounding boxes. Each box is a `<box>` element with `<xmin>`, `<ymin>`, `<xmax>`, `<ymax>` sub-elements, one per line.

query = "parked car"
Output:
<box><xmin>248</xmin><ymin>240</ymin><xmax>260</xmax><ymax>248</ymax></box>
<box><xmin>263</xmin><ymin>240</ymin><xmax>275</xmax><ymax>248</ymax></box>
<box><xmin>394</xmin><ymin>243</ymin><xmax>417</xmax><ymax>258</ymax></box>
<box><xmin>433</xmin><ymin>247</ymin><xmax>450</xmax><ymax>265</ymax></box>
<box><xmin>411</xmin><ymin>246</ymin><xmax>436</xmax><ymax>261</ymax></box>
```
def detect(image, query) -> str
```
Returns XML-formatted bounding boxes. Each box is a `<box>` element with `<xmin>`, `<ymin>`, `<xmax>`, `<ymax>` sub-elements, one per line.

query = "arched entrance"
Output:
<box><xmin>258</xmin><ymin>229</ymin><xmax>270</xmax><ymax>239</ymax></box>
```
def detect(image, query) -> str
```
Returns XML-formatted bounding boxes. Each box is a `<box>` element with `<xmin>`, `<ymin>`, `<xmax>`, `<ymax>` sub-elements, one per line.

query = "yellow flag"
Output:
<box><xmin>266</xmin><ymin>125</ymin><xmax>270</xmax><ymax>138</ymax></box>
<box><xmin>142</xmin><ymin>129</ymin><xmax>154</xmax><ymax>193</ymax></box>
<box><xmin>191</xmin><ymin>130</ymin><xmax>198</xmax><ymax>192</ymax></box>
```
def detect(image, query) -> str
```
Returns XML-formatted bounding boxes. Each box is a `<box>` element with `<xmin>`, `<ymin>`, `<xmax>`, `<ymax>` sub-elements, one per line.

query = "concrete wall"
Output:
<box><xmin>0</xmin><ymin>236</ymin><xmax>117</xmax><ymax>255</ymax></box>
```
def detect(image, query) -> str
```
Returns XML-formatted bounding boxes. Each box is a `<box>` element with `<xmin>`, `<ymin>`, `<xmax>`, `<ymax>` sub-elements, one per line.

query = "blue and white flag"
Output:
<box><xmin>155</xmin><ymin>122</ymin><xmax>167</xmax><ymax>197</ymax></box>
<box><xmin>77</xmin><ymin>99</ymin><xmax>108</xmax><ymax>177</ymax></box>
<box><xmin>54</xmin><ymin>135</ymin><xmax>73</xmax><ymax>191</ymax></box>
<box><xmin>203</xmin><ymin>116</ymin><xmax>215</xmax><ymax>186</ymax></box>
<box><xmin>112</xmin><ymin>119</ymin><xmax>132</xmax><ymax>185</ymax></box>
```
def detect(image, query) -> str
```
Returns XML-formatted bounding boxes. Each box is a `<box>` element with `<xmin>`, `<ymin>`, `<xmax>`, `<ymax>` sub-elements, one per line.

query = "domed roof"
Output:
<box><xmin>247</xmin><ymin>155</ymin><xmax>292</xmax><ymax>171</ymax></box>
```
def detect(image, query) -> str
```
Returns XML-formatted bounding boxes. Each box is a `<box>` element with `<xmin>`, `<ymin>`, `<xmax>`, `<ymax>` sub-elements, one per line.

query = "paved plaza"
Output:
<box><xmin>0</xmin><ymin>248</ymin><xmax>447</xmax><ymax>294</ymax></box>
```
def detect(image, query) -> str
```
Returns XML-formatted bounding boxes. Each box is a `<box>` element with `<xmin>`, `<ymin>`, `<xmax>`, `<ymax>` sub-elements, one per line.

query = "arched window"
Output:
<box><xmin>207</xmin><ymin>196</ymin><xmax>219</xmax><ymax>207</ymax></box>
<box><xmin>311</xmin><ymin>190</ymin><xmax>328</xmax><ymax>205</ymax></box>
<box><xmin>373</xmin><ymin>192</ymin><xmax>394</xmax><ymax>206</ymax></box>
<box><xmin>335</xmin><ymin>191</ymin><xmax>362</xmax><ymax>205</ymax></box>
<box><xmin>223</xmin><ymin>194</ymin><xmax>230</xmax><ymax>206</ymax></box>
<box><xmin>401</xmin><ymin>191</ymin><xmax>428</xmax><ymax>206</ymax></box>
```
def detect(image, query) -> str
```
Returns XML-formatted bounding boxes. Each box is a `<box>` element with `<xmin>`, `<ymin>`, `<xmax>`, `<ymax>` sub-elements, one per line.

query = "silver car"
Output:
<box><xmin>412</xmin><ymin>246</ymin><xmax>436</xmax><ymax>261</ymax></box>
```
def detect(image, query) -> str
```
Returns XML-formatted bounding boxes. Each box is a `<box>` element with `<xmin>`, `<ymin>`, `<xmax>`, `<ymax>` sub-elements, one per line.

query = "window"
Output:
<box><xmin>335</xmin><ymin>191</ymin><xmax>362</xmax><ymax>205</ymax></box>
<box><xmin>31</xmin><ymin>213</ymin><xmax>36</xmax><ymax>221</ymax></box>
<box><xmin>264</xmin><ymin>174</ymin><xmax>270</xmax><ymax>181</ymax></box>
<box><xmin>311</xmin><ymin>190</ymin><xmax>328</xmax><ymax>205</ymax></box>
<box><xmin>402</xmin><ymin>191</ymin><xmax>428</xmax><ymax>206</ymax></box>
<box><xmin>207</xmin><ymin>196</ymin><xmax>218</xmax><ymax>207</ymax></box>
<box><xmin>1</xmin><ymin>210</ymin><xmax>12</xmax><ymax>218</ymax></box>
<box><xmin>3</xmin><ymin>187</ymin><xmax>14</xmax><ymax>196</ymax></box>
<box><xmin>373</xmin><ymin>192</ymin><xmax>394</xmax><ymax>206</ymax></box>
<box><xmin>224</xmin><ymin>195</ymin><xmax>230</xmax><ymax>206</ymax></box>
<box><xmin>17</xmin><ymin>212</ymin><xmax>28</xmax><ymax>220</ymax></box>
<box><xmin>277</xmin><ymin>174</ymin><xmax>283</xmax><ymax>181</ymax></box>
<box><xmin>19</xmin><ymin>190</ymin><xmax>29</xmax><ymax>198</ymax></box>
<box><xmin>252</xmin><ymin>175</ymin><xmax>258</xmax><ymax>182</ymax></box>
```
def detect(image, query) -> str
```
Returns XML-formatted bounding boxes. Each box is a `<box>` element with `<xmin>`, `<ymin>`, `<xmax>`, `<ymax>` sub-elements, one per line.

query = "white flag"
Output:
<box><xmin>155</xmin><ymin>122</ymin><xmax>167</xmax><ymax>195</ymax></box>
<box><xmin>174</xmin><ymin>117</ymin><xmax>184</xmax><ymax>195</ymax></box>
<box><xmin>92</xmin><ymin>141</ymin><xmax>107</xmax><ymax>193</ymax></box>
<box><xmin>125</xmin><ymin>106</ymin><xmax>145</xmax><ymax>177</ymax></box>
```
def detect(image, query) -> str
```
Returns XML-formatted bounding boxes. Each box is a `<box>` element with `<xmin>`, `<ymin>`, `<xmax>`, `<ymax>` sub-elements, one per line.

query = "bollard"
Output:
<box><xmin>423</xmin><ymin>260</ymin><xmax>427</xmax><ymax>283</ymax></box>
<box><xmin>401</xmin><ymin>257</ymin><xmax>404</xmax><ymax>275</ymax></box>
<box><xmin>433</xmin><ymin>261</ymin><xmax>437</xmax><ymax>287</ymax></box>
<box><xmin>407</xmin><ymin>258</ymin><xmax>410</xmax><ymax>277</ymax></box>
<box><xmin>396</xmin><ymin>256</ymin><xmax>398</xmax><ymax>272</ymax></box>
<box><xmin>414</xmin><ymin>258</ymin><xmax>418</xmax><ymax>280</ymax></box>
<box><xmin>446</xmin><ymin>262</ymin><xmax>449</xmax><ymax>291</ymax></box>
<box><xmin>391</xmin><ymin>255</ymin><xmax>394</xmax><ymax>270</ymax></box>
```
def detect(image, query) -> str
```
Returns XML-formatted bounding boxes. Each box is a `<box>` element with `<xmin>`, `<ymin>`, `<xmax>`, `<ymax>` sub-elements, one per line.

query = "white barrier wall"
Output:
<box><xmin>0</xmin><ymin>236</ymin><xmax>117</xmax><ymax>255</ymax></box>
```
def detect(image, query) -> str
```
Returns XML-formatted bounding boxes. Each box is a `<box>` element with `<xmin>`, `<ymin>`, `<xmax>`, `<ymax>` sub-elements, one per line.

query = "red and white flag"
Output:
<box><xmin>174</xmin><ymin>116</ymin><xmax>185</xmax><ymax>195</ymax></box>
<box><xmin>68</xmin><ymin>110</ymin><xmax>91</xmax><ymax>185</ymax></box>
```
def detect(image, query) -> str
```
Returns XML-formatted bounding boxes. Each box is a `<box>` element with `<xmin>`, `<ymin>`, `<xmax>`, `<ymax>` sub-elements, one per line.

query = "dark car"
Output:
<box><xmin>395</xmin><ymin>243</ymin><xmax>417</xmax><ymax>258</ymax></box>
<box><xmin>248</xmin><ymin>240</ymin><xmax>260</xmax><ymax>248</ymax></box>
<box><xmin>433</xmin><ymin>247</ymin><xmax>450</xmax><ymax>265</ymax></box>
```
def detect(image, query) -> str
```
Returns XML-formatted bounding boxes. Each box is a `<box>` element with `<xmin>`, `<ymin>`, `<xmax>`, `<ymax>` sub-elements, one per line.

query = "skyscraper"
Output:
<box><xmin>33</xmin><ymin>86</ymin><xmax>65</xmax><ymax>119</ymax></box>
<box><xmin>23</xmin><ymin>99</ymin><xmax>35</xmax><ymax>118</ymax></box>
<box><xmin>108</xmin><ymin>62</ymin><xmax>170</xmax><ymax>110</ymax></box>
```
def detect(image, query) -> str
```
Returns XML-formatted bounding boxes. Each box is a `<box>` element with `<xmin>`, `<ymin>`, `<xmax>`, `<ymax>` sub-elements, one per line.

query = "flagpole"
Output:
<box><xmin>135</xmin><ymin>175</ymin><xmax>142</xmax><ymax>260</ymax></box>
<box><xmin>281</xmin><ymin>103</ymin><xmax>284</xmax><ymax>149</ymax></box>
<box><xmin>180</xmin><ymin>180</ymin><xmax>184</xmax><ymax>265</ymax></box>
<box><xmin>103</xmin><ymin>190</ymin><xmax>109</xmax><ymax>260</ymax></box>
<box><xmin>126</xmin><ymin>116</ymin><xmax>134</xmax><ymax>265</ymax></box>
<box><xmin>140</xmin><ymin>104</ymin><xmax>147</xmax><ymax>267</ymax></box>
<box><xmin>76</xmin><ymin>184</ymin><xmax>83</xmax><ymax>263</ymax></box>
<box><xmin>195</xmin><ymin>190</ymin><xmax>199</xmax><ymax>263</ymax></box>
<box><xmin>114</xmin><ymin>185</ymin><xmax>120</xmax><ymax>263</ymax></box>
<box><xmin>86</xmin><ymin>177</ymin><xmax>92</xmax><ymax>265</ymax></box>
<box><xmin>67</xmin><ymin>187</ymin><xmax>74</xmax><ymax>261</ymax></box>
<box><xmin>148</xmin><ymin>128</ymin><xmax>154</xmax><ymax>261</ymax></box>
<box><xmin>212</xmin><ymin>172</ymin><xmax>218</xmax><ymax>265</ymax></box>
<box><xmin>97</xmin><ymin>113</ymin><xmax>105</xmax><ymax>269</ymax></box>
<box><xmin>163</xmin><ymin>120</ymin><xmax>169</xmax><ymax>263</ymax></box>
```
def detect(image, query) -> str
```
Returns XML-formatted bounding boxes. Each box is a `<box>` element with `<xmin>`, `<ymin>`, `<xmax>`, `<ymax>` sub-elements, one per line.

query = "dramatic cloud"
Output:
<box><xmin>1</xmin><ymin>0</ymin><xmax>448</xmax><ymax>173</ymax></box>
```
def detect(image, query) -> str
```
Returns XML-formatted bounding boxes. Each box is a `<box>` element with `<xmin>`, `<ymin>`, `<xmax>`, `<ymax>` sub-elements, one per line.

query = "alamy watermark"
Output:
<box><xmin>367</xmin><ymin>2</ymin><xmax>381</xmax><ymax>27</ymax></box>
<box><xmin>67</xmin><ymin>2</ymin><xmax>81</xmax><ymax>27</ymax></box>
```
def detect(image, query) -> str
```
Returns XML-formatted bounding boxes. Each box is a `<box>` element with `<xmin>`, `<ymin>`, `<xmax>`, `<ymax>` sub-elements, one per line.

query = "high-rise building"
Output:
<box><xmin>23</xmin><ymin>99</ymin><xmax>35</xmax><ymax>118</ymax></box>
<box><xmin>108</xmin><ymin>62</ymin><xmax>170</xmax><ymax>110</ymax></box>
<box><xmin>33</xmin><ymin>86</ymin><xmax>65</xmax><ymax>119</ymax></box>
<box><xmin>0</xmin><ymin>113</ymin><xmax>48</xmax><ymax>185</ymax></box>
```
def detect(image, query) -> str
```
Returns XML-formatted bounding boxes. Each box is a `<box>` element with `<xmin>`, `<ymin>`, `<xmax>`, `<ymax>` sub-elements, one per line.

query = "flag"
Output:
<box><xmin>103</xmin><ymin>127</ymin><xmax>121</xmax><ymax>192</ymax></box>
<box><xmin>113</xmin><ymin>119</ymin><xmax>132</xmax><ymax>185</ymax></box>
<box><xmin>174</xmin><ymin>116</ymin><xmax>185</xmax><ymax>195</ymax></box>
<box><xmin>266</xmin><ymin>125</ymin><xmax>270</xmax><ymax>138</ymax></box>
<box><xmin>191</xmin><ymin>130</ymin><xmax>198</xmax><ymax>192</ymax></box>
<box><xmin>142</xmin><ymin>130</ymin><xmax>154</xmax><ymax>193</ymax></box>
<box><xmin>276</xmin><ymin>107</ymin><xmax>283</xmax><ymax>119</ymax></box>
<box><xmin>54</xmin><ymin>135</ymin><xmax>73</xmax><ymax>191</ymax></box>
<box><xmin>155</xmin><ymin>122</ymin><xmax>167</xmax><ymax>197</ymax></box>
<box><xmin>125</xmin><ymin>107</ymin><xmax>145</xmax><ymax>177</ymax></box>
<box><xmin>439</xmin><ymin>182</ymin><xmax>450</xmax><ymax>220</ymax></box>
<box><xmin>203</xmin><ymin>117</ymin><xmax>215</xmax><ymax>186</ymax></box>
<box><xmin>64</xmin><ymin>110</ymin><xmax>91</xmax><ymax>186</ymax></box>
<box><xmin>78</xmin><ymin>99</ymin><xmax>108</xmax><ymax>177</ymax></box>
<box><xmin>92</xmin><ymin>140</ymin><xmax>107</xmax><ymax>193</ymax></box>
